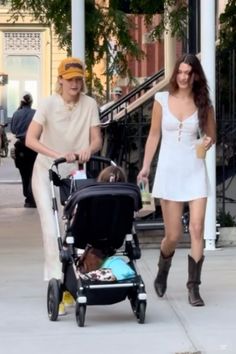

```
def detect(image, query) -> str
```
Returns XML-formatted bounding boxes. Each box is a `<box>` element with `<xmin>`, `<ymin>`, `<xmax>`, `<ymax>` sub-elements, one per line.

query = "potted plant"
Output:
<box><xmin>217</xmin><ymin>209</ymin><xmax>236</xmax><ymax>247</ymax></box>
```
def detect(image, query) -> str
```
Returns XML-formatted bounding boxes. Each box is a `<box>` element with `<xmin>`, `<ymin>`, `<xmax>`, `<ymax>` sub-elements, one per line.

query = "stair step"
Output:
<box><xmin>137</xmin><ymin>229</ymin><xmax>191</xmax><ymax>249</ymax></box>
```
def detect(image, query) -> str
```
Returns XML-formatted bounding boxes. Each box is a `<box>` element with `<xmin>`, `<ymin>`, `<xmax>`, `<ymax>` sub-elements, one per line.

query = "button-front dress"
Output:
<box><xmin>152</xmin><ymin>91</ymin><xmax>209</xmax><ymax>201</ymax></box>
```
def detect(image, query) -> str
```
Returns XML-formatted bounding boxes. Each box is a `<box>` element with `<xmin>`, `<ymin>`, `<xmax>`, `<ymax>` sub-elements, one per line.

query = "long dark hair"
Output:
<box><xmin>169</xmin><ymin>53</ymin><xmax>212</xmax><ymax>131</ymax></box>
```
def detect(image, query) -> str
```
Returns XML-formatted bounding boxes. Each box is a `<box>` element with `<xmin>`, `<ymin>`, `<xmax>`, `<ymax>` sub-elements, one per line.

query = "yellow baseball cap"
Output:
<box><xmin>58</xmin><ymin>57</ymin><xmax>85</xmax><ymax>79</ymax></box>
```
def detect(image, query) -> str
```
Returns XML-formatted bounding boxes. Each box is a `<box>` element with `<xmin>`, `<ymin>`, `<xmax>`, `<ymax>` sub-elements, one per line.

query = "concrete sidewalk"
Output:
<box><xmin>0</xmin><ymin>157</ymin><xmax>236</xmax><ymax>354</ymax></box>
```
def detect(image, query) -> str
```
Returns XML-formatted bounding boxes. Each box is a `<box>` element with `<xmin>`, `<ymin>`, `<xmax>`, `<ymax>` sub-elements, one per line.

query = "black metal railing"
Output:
<box><xmin>216</xmin><ymin>48</ymin><xmax>236</xmax><ymax>218</ymax></box>
<box><xmin>100</xmin><ymin>69</ymin><xmax>164</xmax><ymax>123</ymax></box>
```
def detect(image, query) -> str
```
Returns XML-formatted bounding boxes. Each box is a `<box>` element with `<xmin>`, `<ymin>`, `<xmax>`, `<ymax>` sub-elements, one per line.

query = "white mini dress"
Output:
<box><xmin>152</xmin><ymin>91</ymin><xmax>209</xmax><ymax>202</ymax></box>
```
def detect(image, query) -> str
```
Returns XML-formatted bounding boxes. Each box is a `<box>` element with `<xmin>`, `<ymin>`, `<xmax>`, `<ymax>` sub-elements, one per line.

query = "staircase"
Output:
<box><xmin>100</xmin><ymin>68</ymin><xmax>167</xmax><ymax>186</ymax></box>
<box><xmin>100</xmin><ymin>68</ymin><xmax>165</xmax><ymax>124</ymax></box>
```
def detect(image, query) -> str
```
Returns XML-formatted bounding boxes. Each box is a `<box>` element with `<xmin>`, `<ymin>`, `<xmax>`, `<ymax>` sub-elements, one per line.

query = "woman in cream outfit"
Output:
<box><xmin>26</xmin><ymin>57</ymin><xmax>102</xmax><ymax>314</ymax></box>
<box><xmin>137</xmin><ymin>54</ymin><xmax>216</xmax><ymax>307</ymax></box>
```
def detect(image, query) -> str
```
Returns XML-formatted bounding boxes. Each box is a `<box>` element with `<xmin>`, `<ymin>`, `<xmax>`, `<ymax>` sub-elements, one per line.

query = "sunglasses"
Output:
<box><xmin>65</xmin><ymin>63</ymin><xmax>83</xmax><ymax>70</ymax></box>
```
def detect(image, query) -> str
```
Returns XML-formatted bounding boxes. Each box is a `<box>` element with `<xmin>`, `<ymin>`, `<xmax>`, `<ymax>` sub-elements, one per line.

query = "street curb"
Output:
<box><xmin>0</xmin><ymin>180</ymin><xmax>21</xmax><ymax>184</ymax></box>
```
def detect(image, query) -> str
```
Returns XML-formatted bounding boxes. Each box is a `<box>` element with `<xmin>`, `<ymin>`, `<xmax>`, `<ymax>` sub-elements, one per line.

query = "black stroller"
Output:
<box><xmin>47</xmin><ymin>156</ymin><xmax>147</xmax><ymax>326</ymax></box>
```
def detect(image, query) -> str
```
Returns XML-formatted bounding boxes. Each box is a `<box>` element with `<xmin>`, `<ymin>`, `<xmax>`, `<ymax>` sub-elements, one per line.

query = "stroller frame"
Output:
<box><xmin>47</xmin><ymin>156</ymin><xmax>147</xmax><ymax>327</ymax></box>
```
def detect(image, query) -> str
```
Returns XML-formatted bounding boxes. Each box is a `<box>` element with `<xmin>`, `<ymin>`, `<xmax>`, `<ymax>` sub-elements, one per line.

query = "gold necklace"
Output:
<box><xmin>64</xmin><ymin>101</ymin><xmax>79</xmax><ymax>111</ymax></box>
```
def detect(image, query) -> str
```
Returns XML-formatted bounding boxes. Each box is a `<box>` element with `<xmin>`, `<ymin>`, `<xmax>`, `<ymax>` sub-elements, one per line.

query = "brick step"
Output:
<box><xmin>137</xmin><ymin>229</ymin><xmax>191</xmax><ymax>249</ymax></box>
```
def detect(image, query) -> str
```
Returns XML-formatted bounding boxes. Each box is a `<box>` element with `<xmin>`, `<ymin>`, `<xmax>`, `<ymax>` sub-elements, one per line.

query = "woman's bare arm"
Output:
<box><xmin>203</xmin><ymin>106</ymin><xmax>216</xmax><ymax>150</ymax></box>
<box><xmin>137</xmin><ymin>100</ymin><xmax>162</xmax><ymax>181</ymax></box>
<box><xmin>25</xmin><ymin>120</ymin><xmax>61</xmax><ymax>159</ymax></box>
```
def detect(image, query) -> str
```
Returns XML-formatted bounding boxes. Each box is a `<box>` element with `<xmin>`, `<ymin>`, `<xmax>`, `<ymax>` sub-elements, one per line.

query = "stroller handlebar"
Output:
<box><xmin>90</xmin><ymin>155</ymin><xmax>117</xmax><ymax>166</ymax></box>
<box><xmin>52</xmin><ymin>155</ymin><xmax>116</xmax><ymax>168</ymax></box>
<box><xmin>53</xmin><ymin>157</ymin><xmax>67</xmax><ymax>166</ymax></box>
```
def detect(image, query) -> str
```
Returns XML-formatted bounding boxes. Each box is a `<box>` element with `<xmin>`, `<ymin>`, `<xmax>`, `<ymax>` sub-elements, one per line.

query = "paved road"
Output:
<box><xmin>0</xmin><ymin>156</ymin><xmax>236</xmax><ymax>354</ymax></box>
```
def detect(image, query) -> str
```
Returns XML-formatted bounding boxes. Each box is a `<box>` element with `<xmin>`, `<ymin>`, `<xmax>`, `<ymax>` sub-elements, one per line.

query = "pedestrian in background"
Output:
<box><xmin>26</xmin><ymin>57</ymin><xmax>102</xmax><ymax>315</ymax></box>
<box><xmin>11</xmin><ymin>92</ymin><xmax>37</xmax><ymax>207</ymax></box>
<box><xmin>100</xmin><ymin>86</ymin><xmax>123</xmax><ymax>116</ymax></box>
<box><xmin>137</xmin><ymin>53</ymin><xmax>216</xmax><ymax>307</ymax></box>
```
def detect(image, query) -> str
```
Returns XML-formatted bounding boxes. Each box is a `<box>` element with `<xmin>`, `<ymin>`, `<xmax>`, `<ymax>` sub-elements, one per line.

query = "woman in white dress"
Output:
<box><xmin>137</xmin><ymin>54</ymin><xmax>216</xmax><ymax>306</ymax></box>
<box><xmin>26</xmin><ymin>57</ymin><xmax>102</xmax><ymax>314</ymax></box>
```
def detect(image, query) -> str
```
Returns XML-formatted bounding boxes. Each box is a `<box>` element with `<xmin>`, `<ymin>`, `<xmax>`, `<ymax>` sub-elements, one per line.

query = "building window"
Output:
<box><xmin>6</xmin><ymin>55</ymin><xmax>40</xmax><ymax>116</ymax></box>
<box><xmin>4</xmin><ymin>32</ymin><xmax>41</xmax><ymax>53</ymax></box>
<box><xmin>3</xmin><ymin>32</ymin><xmax>41</xmax><ymax>117</ymax></box>
<box><xmin>0</xmin><ymin>0</ymin><xmax>10</xmax><ymax>6</ymax></box>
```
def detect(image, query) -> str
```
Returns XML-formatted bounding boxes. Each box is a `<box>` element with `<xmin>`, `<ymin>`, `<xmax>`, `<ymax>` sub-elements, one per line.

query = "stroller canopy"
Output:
<box><xmin>64</xmin><ymin>182</ymin><xmax>142</xmax><ymax>250</ymax></box>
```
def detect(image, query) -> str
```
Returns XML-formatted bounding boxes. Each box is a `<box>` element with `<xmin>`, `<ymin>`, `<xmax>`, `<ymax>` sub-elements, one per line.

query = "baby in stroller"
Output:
<box><xmin>97</xmin><ymin>164</ymin><xmax>126</xmax><ymax>183</ymax></box>
<box><xmin>47</xmin><ymin>156</ymin><xmax>147</xmax><ymax>327</ymax></box>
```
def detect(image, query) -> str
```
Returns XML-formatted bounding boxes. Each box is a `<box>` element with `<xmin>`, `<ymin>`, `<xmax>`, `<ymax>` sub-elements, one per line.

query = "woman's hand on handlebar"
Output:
<box><xmin>76</xmin><ymin>148</ymin><xmax>92</xmax><ymax>163</ymax></box>
<box><xmin>56</xmin><ymin>148</ymin><xmax>93</xmax><ymax>164</ymax></box>
<box><xmin>61</xmin><ymin>152</ymin><xmax>78</xmax><ymax>163</ymax></box>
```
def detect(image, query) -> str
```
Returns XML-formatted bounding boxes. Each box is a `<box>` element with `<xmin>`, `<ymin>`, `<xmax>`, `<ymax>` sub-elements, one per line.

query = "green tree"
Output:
<box><xmin>7</xmin><ymin>0</ymin><xmax>188</xmax><ymax>94</ymax></box>
<box><xmin>216</xmin><ymin>0</ymin><xmax>236</xmax><ymax>118</ymax></box>
<box><xmin>218</xmin><ymin>0</ymin><xmax>236</xmax><ymax>50</ymax></box>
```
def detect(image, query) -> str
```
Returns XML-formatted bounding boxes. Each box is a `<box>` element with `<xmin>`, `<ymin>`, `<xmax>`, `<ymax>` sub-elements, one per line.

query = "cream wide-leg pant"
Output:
<box><xmin>32</xmin><ymin>158</ymin><xmax>77</xmax><ymax>281</ymax></box>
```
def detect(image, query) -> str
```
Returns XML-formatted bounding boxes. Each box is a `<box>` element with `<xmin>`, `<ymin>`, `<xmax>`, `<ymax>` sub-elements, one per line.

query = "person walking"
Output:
<box><xmin>25</xmin><ymin>57</ymin><xmax>103</xmax><ymax>315</ymax></box>
<box><xmin>137</xmin><ymin>53</ymin><xmax>216</xmax><ymax>307</ymax></box>
<box><xmin>11</xmin><ymin>93</ymin><xmax>37</xmax><ymax>207</ymax></box>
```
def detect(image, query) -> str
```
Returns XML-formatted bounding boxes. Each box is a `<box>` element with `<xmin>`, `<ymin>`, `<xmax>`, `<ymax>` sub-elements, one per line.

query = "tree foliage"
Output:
<box><xmin>216</xmin><ymin>0</ymin><xmax>236</xmax><ymax>117</ymax></box>
<box><xmin>7</xmin><ymin>0</ymin><xmax>188</xmax><ymax>93</ymax></box>
<box><xmin>218</xmin><ymin>0</ymin><xmax>236</xmax><ymax>50</ymax></box>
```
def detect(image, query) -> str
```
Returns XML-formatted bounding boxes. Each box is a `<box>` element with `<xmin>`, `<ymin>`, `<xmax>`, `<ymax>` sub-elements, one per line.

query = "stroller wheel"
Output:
<box><xmin>75</xmin><ymin>302</ymin><xmax>86</xmax><ymax>327</ymax></box>
<box><xmin>47</xmin><ymin>278</ymin><xmax>61</xmax><ymax>321</ymax></box>
<box><xmin>136</xmin><ymin>301</ymin><xmax>146</xmax><ymax>324</ymax></box>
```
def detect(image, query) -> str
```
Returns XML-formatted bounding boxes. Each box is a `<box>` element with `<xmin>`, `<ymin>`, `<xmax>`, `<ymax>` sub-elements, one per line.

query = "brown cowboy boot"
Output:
<box><xmin>154</xmin><ymin>251</ymin><xmax>174</xmax><ymax>297</ymax></box>
<box><xmin>187</xmin><ymin>255</ymin><xmax>205</xmax><ymax>306</ymax></box>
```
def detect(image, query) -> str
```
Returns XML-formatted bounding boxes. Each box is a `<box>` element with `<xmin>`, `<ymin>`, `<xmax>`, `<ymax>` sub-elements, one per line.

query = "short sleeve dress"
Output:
<box><xmin>152</xmin><ymin>91</ymin><xmax>209</xmax><ymax>202</ymax></box>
